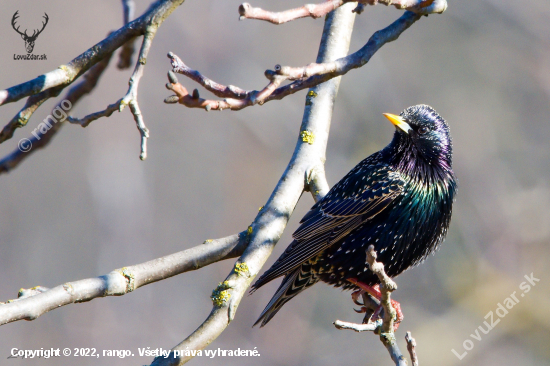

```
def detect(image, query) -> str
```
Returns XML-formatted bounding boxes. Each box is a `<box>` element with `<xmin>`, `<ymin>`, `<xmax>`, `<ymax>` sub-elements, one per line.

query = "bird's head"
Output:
<box><xmin>383</xmin><ymin>104</ymin><xmax>453</xmax><ymax>175</ymax></box>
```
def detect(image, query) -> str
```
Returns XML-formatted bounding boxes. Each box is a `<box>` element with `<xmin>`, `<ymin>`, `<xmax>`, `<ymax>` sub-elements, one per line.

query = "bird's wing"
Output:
<box><xmin>251</xmin><ymin>163</ymin><xmax>405</xmax><ymax>291</ymax></box>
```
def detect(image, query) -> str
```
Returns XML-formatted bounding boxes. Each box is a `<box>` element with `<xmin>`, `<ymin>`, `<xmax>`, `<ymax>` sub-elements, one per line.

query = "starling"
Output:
<box><xmin>251</xmin><ymin>104</ymin><xmax>457</xmax><ymax>327</ymax></box>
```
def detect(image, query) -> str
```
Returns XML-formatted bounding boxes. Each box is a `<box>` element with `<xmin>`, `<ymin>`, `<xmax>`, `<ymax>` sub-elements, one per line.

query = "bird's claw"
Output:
<box><xmin>351</xmin><ymin>289</ymin><xmax>364</xmax><ymax>306</ymax></box>
<box><xmin>348</xmin><ymin>279</ymin><xmax>404</xmax><ymax>330</ymax></box>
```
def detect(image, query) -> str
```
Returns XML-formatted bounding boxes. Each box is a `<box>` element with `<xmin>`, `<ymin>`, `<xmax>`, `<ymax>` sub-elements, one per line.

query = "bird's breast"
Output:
<box><xmin>315</xmin><ymin>173</ymin><xmax>455</xmax><ymax>289</ymax></box>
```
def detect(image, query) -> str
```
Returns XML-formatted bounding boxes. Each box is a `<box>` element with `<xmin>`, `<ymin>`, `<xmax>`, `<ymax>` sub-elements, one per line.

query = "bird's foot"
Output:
<box><xmin>352</xmin><ymin>289</ymin><xmax>378</xmax><ymax>324</ymax></box>
<box><xmin>348</xmin><ymin>279</ymin><xmax>403</xmax><ymax>331</ymax></box>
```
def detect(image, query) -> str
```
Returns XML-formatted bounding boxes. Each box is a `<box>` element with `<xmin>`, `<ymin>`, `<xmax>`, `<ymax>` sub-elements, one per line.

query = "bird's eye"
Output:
<box><xmin>418</xmin><ymin>126</ymin><xmax>429</xmax><ymax>135</ymax></box>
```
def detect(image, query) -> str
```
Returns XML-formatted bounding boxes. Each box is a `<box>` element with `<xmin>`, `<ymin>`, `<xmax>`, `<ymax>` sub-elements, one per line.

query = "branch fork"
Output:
<box><xmin>305</xmin><ymin>165</ymin><xmax>330</xmax><ymax>203</ymax></box>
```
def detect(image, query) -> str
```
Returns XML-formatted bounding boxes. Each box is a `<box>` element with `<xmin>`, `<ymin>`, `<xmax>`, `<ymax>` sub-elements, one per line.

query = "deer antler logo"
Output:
<box><xmin>12</xmin><ymin>11</ymin><xmax>49</xmax><ymax>54</ymax></box>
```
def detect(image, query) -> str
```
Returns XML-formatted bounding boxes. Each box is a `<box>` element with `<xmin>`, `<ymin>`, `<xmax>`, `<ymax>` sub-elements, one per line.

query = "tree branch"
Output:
<box><xmin>54</xmin><ymin>18</ymin><xmax>158</xmax><ymax>160</ymax></box>
<box><xmin>151</xmin><ymin>4</ymin><xmax>358</xmax><ymax>365</ymax></box>
<box><xmin>118</xmin><ymin>0</ymin><xmax>137</xmax><ymax>69</ymax></box>
<box><xmin>0</xmin><ymin>0</ymin><xmax>186</xmax><ymax>144</ymax></box>
<box><xmin>0</xmin><ymin>87</ymin><xmax>63</xmax><ymax>143</ymax></box>
<box><xmin>365</xmin><ymin>245</ymin><xmax>398</xmax><ymax>333</ymax></box>
<box><xmin>333</xmin><ymin>319</ymin><xmax>380</xmax><ymax>332</ymax></box>
<box><xmin>165</xmin><ymin>11</ymin><xmax>422</xmax><ymax>112</ymax></box>
<box><xmin>305</xmin><ymin>164</ymin><xmax>330</xmax><ymax>202</ymax></box>
<box><xmin>166</xmin><ymin>56</ymin><xmax>250</xmax><ymax>100</ymax></box>
<box><xmin>238</xmin><ymin>0</ymin><xmax>344</xmax><ymax>25</ymax></box>
<box><xmin>238</xmin><ymin>0</ymin><xmax>447</xmax><ymax>25</ymax></box>
<box><xmin>0</xmin><ymin>232</ymin><xmax>249</xmax><ymax>324</ymax></box>
<box><xmin>66</xmin><ymin>99</ymin><xmax>122</xmax><ymax>128</ymax></box>
<box><xmin>0</xmin><ymin>51</ymin><xmax>115</xmax><ymax>174</ymax></box>
<box><xmin>121</xmin><ymin>29</ymin><xmax>157</xmax><ymax>160</ymax></box>
<box><xmin>406</xmin><ymin>331</ymin><xmax>419</xmax><ymax>366</ymax></box>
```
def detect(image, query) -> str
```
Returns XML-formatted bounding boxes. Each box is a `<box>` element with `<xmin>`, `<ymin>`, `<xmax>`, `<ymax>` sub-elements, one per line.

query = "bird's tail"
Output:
<box><xmin>253</xmin><ymin>263</ymin><xmax>319</xmax><ymax>327</ymax></box>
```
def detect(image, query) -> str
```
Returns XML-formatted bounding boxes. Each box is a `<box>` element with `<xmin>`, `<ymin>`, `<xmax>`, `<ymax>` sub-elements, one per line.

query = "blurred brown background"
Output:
<box><xmin>0</xmin><ymin>1</ymin><xmax>549</xmax><ymax>365</ymax></box>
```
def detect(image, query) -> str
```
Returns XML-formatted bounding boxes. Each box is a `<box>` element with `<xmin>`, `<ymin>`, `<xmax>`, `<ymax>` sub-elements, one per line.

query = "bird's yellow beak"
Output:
<box><xmin>383</xmin><ymin>113</ymin><xmax>412</xmax><ymax>134</ymax></box>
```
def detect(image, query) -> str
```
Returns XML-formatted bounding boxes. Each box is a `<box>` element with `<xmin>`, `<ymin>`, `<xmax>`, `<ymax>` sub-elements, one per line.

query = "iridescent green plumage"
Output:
<box><xmin>252</xmin><ymin>105</ymin><xmax>457</xmax><ymax>327</ymax></box>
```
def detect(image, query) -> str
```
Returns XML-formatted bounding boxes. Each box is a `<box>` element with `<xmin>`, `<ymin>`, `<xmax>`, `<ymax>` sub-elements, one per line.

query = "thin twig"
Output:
<box><xmin>118</xmin><ymin>0</ymin><xmax>137</xmax><ymax>69</ymax></box>
<box><xmin>66</xmin><ymin>99</ymin><xmax>122</xmax><ymax>127</ymax></box>
<box><xmin>67</xmin><ymin>29</ymin><xmax>158</xmax><ymax>160</ymax></box>
<box><xmin>238</xmin><ymin>1</ymin><xmax>344</xmax><ymax>24</ymax></box>
<box><xmin>166</xmin><ymin>53</ymin><xmax>285</xmax><ymax>111</ymax></box>
<box><xmin>122</xmin><ymin>0</ymin><xmax>136</xmax><ymax>26</ymax></box>
<box><xmin>238</xmin><ymin>0</ymin><xmax>447</xmax><ymax>25</ymax></box>
<box><xmin>366</xmin><ymin>245</ymin><xmax>397</xmax><ymax>332</ymax></box>
<box><xmin>0</xmin><ymin>87</ymin><xmax>64</xmax><ymax>144</ymax></box>
<box><xmin>406</xmin><ymin>331</ymin><xmax>419</xmax><ymax>366</ymax></box>
<box><xmin>0</xmin><ymin>232</ymin><xmax>248</xmax><ymax>324</ymax></box>
<box><xmin>334</xmin><ymin>319</ymin><xmax>381</xmax><ymax>332</ymax></box>
<box><xmin>167</xmin><ymin>54</ymin><xmax>249</xmax><ymax>99</ymax></box>
<box><xmin>365</xmin><ymin>245</ymin><xmax>406</xmax><ymax>365</ymax></box>
<box><xmin>120</xmin><ymin>29</ymin><xmax>157</xmax><ymax>160</ymax></box>
<box><xmin>129</xmin><ymin>100</ymin><xmax>150</xmax><ymax>160</ymax></box>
